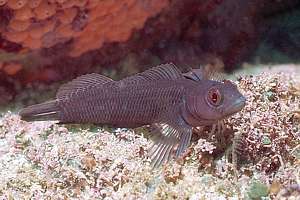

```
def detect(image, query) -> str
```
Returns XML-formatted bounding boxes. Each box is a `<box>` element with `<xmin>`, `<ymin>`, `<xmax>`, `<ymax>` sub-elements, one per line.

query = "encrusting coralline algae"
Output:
<box><xmin>0</xmin><ymin>65</ymin><xmax>299</xmax><ymax>199</ymax></box>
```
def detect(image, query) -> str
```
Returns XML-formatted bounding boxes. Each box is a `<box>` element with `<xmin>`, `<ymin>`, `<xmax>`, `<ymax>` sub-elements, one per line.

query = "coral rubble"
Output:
<box><xmin>0</xmin><ymin>65</ymin><xmax>299</xmax><ymax>199</ymax></box>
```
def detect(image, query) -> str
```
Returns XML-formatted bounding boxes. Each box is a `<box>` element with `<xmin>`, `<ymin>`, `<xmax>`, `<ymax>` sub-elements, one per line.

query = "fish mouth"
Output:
<box><xmin>225</xmin><ymin>96</ymin><xmax>246</xmax><ymax>117</ymax></box>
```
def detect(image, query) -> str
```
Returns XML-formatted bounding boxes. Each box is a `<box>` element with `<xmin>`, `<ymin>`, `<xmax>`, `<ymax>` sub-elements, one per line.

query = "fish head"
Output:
<box><xmin>183</xmin><ymin>79</ymin><xmax>246</xmax><ymax>126</ymax></box>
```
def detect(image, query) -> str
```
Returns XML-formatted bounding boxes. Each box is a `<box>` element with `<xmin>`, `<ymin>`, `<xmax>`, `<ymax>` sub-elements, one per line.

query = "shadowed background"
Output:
<box><xmin>0</xmin><ymin>0</ymin><xmax>300</xmax><ymax>105</ymax></box>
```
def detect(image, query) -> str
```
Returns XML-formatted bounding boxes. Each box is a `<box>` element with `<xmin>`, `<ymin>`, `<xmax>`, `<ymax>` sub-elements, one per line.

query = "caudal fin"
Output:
<box><xmin>19</xmin><ymin>100</ymin><xmax>60</xmax><ymax>122</ymax></box>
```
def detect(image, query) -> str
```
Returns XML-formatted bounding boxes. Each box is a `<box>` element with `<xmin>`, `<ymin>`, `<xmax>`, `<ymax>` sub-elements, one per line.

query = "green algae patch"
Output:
<box><xmin>247</xmin><ymin>181</ymin><xmax>269</xmax><ymax>200</ymax></box>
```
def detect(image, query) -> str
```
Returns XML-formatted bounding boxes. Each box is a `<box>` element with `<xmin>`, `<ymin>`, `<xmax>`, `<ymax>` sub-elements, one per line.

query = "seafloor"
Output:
<box><xmin>0</xmin><ymin>65</ymin><xmax>299</xmax><ymax>199</ymax></box>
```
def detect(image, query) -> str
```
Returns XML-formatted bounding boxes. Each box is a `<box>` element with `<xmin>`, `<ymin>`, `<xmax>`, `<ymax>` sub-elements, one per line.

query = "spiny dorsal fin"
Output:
<box><xmin>57</xmin><ymin>73</ymin><xmax>113</xmax><ymax>99</ymax></box>
<box><xmin>120</xmin><ymin>63</ymin><xmax>182</xmax><ymax>85</ymax></box>
<box><xmin>183</xmin><ymin>66</ymin><xmax>226</xmax><ymax>82</ymax></box>
<box><xmin>183</xmin><ymin>68</ymin><xmax>205</xmax><ymax>81</ymax></box>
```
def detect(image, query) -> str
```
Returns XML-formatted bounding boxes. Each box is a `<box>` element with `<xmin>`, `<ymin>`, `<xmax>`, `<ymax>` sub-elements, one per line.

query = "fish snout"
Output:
<box><xmin>223</xmin><ymin>95</ymin><xmax>246</xmax><ymax>117</ymax></box>
<box><xmin>233</xmin><ymin>96</ymin><xmax>246</xmax><ymax>112</ymax></box>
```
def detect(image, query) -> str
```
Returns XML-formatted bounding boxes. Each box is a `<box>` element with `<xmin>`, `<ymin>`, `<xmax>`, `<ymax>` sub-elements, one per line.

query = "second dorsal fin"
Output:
<box><xmin>56</xmin><ymin>73</ymin><xmax>113</xmax><ymax>99</ymax></box>
<box><xmin>120</xmin><ymin>63</ymin><xmax>183</xmax><ymax>85</ymax></box>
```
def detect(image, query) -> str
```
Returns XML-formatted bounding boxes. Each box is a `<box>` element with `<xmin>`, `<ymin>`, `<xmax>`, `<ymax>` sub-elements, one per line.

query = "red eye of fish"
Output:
<box><xmin>211</xmin><ymin>92</ymin><xmax>218</xmax><ymax>103</ymax></box>
<box><xmin>207</xmin><ymin>88</ymin><xmax>222</xmax><ymax>106</ymax></box>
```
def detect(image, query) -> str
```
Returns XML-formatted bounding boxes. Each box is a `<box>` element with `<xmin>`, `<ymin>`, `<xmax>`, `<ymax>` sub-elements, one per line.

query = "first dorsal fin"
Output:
<box><xmin>120</xmin><ymin>63</ymin><xmax>183</xmax><ymax>85</ymax></box>
<box><xmin>183</xmin><ymin>66</ymin><xmax>227</xmax><ymax>82</ymax></box>
<box><xmin>183</xmin><ymin>68</ymin><xmax>205</xmax><ymax>81</ymax></box>
<box><xmin>57</xmin><ymin>73</ymin><xmax>113</xmax><ymax>99</ymax></box>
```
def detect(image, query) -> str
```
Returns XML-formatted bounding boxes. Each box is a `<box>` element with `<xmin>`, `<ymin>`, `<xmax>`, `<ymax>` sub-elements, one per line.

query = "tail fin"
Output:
<box><xmin>19</xmin><ymin>100</ymin><xmax>60</xmax><ymax>122</ymax></box>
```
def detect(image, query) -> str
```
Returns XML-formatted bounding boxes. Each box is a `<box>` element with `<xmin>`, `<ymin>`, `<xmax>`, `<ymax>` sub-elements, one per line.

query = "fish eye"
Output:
<box><xmin>207</xmin><ymin>88</ymin><xmax>222</xmax><ymax>106</ymax></box>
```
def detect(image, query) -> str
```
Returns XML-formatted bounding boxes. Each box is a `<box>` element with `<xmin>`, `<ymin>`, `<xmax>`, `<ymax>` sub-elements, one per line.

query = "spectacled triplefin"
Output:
<box><xmin>19</xmin><ymin>64</ymin><xmax>246</xmax><ymax>167</ymax></box>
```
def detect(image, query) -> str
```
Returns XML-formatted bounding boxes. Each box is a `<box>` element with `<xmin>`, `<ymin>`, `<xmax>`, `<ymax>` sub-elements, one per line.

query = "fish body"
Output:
<box><xmin>51</xmin><ymin>79</ymin><xmax>188</xmax><ymax>128</ymax></box>
<box><xmin>20</xmin><ymin>64</ymin><xmax>246</xmax><ymax>167</ymax></box>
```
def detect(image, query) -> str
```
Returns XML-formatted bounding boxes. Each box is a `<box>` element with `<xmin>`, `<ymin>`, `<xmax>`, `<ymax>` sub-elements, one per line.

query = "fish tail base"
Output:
<box><xmin>19</xmin><ymin>100</ymin><xmax>60</xmax><ymax>121</ymax></box>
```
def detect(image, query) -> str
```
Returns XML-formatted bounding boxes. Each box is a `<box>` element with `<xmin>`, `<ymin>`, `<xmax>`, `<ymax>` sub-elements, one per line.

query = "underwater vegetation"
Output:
<box><xmin>0</xmin><ymin>64</ymin><xmax>299</xmax><ymax>199</ymax></box>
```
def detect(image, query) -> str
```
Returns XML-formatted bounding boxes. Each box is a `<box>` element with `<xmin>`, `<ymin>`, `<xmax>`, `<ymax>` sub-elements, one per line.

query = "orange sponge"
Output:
<box><xmin>0</xmin><ymin>0</ymin><xmax>8</xmax><ymax>6</ymax></box>
<box><xmin>3</xmin><ymin>62</ymin><xmax>22</xmax><ymax>75</ymax></box>
<box><xmin>7</xmin><ymin>0</ymin><xmax>27</xmax><ymax>10</ymax></box>
<box><xmin>28</xmin><ymin>19</ymin><xmax>56</xmax><ymax>39</ymax></box>
<box><xmin>33</xmin><ymin>1</ymin><xmax>57</xmax><ymax>20</ymax></box>
<box><xmin>8</xmin><ymin>18</ymin><xmax>30</xmax><ymax>32</ymax></box>
<box><xmin>14</xmin><ymin>5</ymin><xmax>34</xmax><ymax>20</ymax></box>
<box><xmin>3</xmin><ymin>30</ymin><xmax>28</xmax><ymax>43</ymax></box>
<box><xmin>28</xmin><ymin>0</ymin><xmax>41</xmax><ymax>8</ymax></box>
<box><xmin>23</xmin><ymin>36</ymin><xmax>42</xmax><ymax>49</ymax></box>
<box><xmin>57</xmin><ymin>7</ymin><xmax>77</xmax><ymax>24</ymax></box>
<box><xmin>56</xmin><ymin>24</ymin><xmax>74</xmax><ymax>38</ymax></box>
<box><xmin>1</xmin><ymin>0</ymin><xmax>170</xmax><ymax>57</ymax></box>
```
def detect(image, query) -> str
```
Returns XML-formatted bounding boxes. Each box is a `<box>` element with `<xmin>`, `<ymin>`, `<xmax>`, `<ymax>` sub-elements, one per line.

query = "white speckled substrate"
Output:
<box><xmin>0</xmin><ymin>65</ymin><xmax>299</xmax><ymax>199</ymax></box>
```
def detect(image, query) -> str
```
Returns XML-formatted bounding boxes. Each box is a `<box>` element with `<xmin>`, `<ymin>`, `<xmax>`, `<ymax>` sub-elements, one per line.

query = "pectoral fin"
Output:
<box><xmin>148</xmin><ymin>118</ymin><xmax>192</xmax><ymax>168</ymax></box>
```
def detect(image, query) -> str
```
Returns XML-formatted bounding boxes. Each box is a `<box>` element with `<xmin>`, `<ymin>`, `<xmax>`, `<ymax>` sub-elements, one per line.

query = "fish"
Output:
<box><xmin>19</xmin><ymin>63</ymin><xmax>246</xmax><ymax>167</ymax></box>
